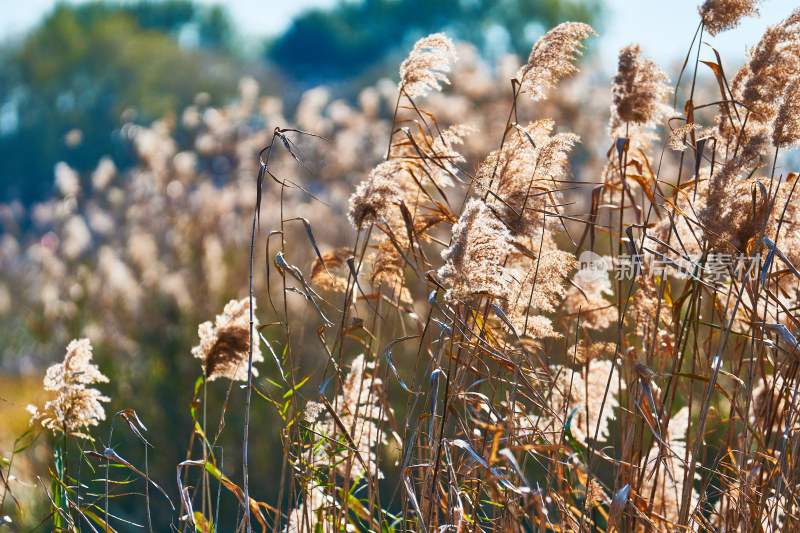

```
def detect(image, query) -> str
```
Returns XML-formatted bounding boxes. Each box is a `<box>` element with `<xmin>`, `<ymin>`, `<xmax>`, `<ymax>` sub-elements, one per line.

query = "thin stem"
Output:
<box><xmin>242</xmin><ymin>187</ymin><xmax>258</xmax><ymax>533</ymax></box>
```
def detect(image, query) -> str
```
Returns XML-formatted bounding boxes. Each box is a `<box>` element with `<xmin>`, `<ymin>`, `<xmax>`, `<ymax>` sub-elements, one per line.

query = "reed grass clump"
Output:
<box><xmin>28</xmin><ymin>339</ymin><xmax>109</xmax><ymax>438</ymax></box>
<box><xmin>3</xmin><ymin>3</ymin><xmax>800</xmax><ymax>532</ymax></box>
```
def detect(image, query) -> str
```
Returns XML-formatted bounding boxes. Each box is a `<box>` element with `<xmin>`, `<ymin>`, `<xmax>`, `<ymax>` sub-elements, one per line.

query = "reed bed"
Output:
<box><xmin>2</xmin><ymin>1</ymin><xmax>800</xmax><ymax>531</ymax></box>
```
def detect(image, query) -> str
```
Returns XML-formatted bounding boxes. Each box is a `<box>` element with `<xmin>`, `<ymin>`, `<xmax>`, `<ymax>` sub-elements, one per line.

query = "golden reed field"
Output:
<box><xmin>2</xmin><ymin>0</ymin><xmax>800</xmax><ymax>531</ymax></box>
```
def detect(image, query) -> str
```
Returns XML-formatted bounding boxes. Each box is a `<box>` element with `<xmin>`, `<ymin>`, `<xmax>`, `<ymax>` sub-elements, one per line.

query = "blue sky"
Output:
<box><xmin>0</xmin><ymin>0</ymin><xmax>795</xmax><ymax>73</ymax></box>
<box><xmin>599</xmin><ymin>0</ymin><xmax>794</xmax><ymax>72</ymax></box>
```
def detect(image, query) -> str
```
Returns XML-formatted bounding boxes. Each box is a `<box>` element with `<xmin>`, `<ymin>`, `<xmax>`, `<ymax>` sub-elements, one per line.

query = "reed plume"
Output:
<box><xmin>191</xmin><ymin>297</ymin><xmax>263</xmax><ymax>381</ymax></box>
<box><xmin>611</xmin><ymin>44</ymin><xmax>671</xmax><ymax>128</ymax></box>
<box><xmin>772</xmin><ymin>80</ymin><xmax>800</xmax><ymax>148</ymax></box>
<box><xmin>304</xmin><ymin>354</ymin><xmax>388</xmax><ymax>481</ymax></box>
<box><xmin>478</xmin><ymin>119</ymin><xmax>579</xmax><ymax>237</ymax></box>
<box><xmin>399</xmin><ymin>33</ymin><xmax>457</xmax><ymax>97</ymax></box>
<box><xmin>721</xmin><ymin>9</ymin><xmax>800</xmax><ymax>149</ymax></box>
<box><xmin>28</xmin><ymin>339</ymin><xmax>109</xmax><ymax>438</ymax></box>
<box><xmin>437</xmin><ymin>198</ymin><xmax>512</xmax><ymax>303</ymax></box>
<box><xmin>699</xmin><ymin>0</ymin><xmax>762</xmax><ymax>35</ymax></box>
<box><xmin>502</xmin><ymin>249</ymin><xmax>576</xmax><ymax>338</ymax></box>
<box><xmin>704</xmin><ymin>172</ymin><xmax>800</xmax><ymax>274</ymax></box>
<box><xmin>516</xmin><ymin>22</ymin><xmax>596</xmax><ymax>101</ymax></box>
<box><xmin>310</xmin><ymin>248</ymin><xmax>353</xmax><ymax>293</ymax></box>
<box><xmin>564</xmin><ymin>265</ymin><xmax>616</xmax><ymax>331</ymax></box>
<box><xmin>550</xmin><ymin>359</ymin><xmax>621</xmax><ymax>443</ymax></box>
<box><xmin>568</xmin><ymin>341</ymin><xmax>617</xmax><ymax>365</ymax></box>
<box><xmin>347</xmin><ymin>161</ymin><xmax>406</xmax><ymax>229</ymax></box>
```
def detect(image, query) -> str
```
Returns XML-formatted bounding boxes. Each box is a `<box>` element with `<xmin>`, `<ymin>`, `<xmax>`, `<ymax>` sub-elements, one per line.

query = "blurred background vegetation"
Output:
<box><xmin>0</xmin><ymin>0</ymin><xmax>602</xmax><ymax>203</ymax></box>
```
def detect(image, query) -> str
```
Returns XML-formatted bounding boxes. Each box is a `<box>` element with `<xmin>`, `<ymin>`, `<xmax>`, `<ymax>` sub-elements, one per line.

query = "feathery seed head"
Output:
<box><xmin>773</xmin><ymin>81</ymin><xmax>800</xmax><ymax>148</ymax></box>
<box><xmin>308</xmin><ymin>354</ymin><xmax>389</xmax><ymax>481</ymax></box>
<box><xmin>611</xmin><ymin>44</ymin><xmax>672</xmax><ymax>127</ymax></box>
<box><xmin>369</xmin><ymin>238</ymin><xmax>411</xmax><ymax>303</ymax></box>
<box><xmin>699</xmin><ymin>0</ymin><xmax>762</xmax><ymax>36</ymax></box>
<box><xmin>311</xmin><ymin>248</ymin><xmax>354</xmax><ymax>293</ymax></box>
<box><xmin>725</xmin><ymin>9</ymin><xmax>800</xmax><ymax>148</ymax></box>
<box><xmin>568</xmin><ymin>341</ymin><xmax>617</xmax><ymax>365</ymax></box>
<box><xmin>347</xmin><ymin>161</ymin><xmax>407</xmax><ymax>229</ymax></box>
<box><xmin>585</xmin><ymin>479</ymin><xmax>608</xmax><ymax>510</ymax></box>
<box><xmin>192</xmin><ymin>297</ymin><xmax>263</xmax><ymax>381</ymax></box>
<box><xmin>516</xmin><ymin>22</ymin><xmax>596</xmax><ymax>101</ymax></box>
<box><xmin>437</xmin><ymin>199</ymin><xmax>513</xmax><ymax>303</ymax></box>
<box><xmin>551</xmin><ymin>359</ymin><xmax>621</xmax><ymax>443</ymax></box>
<box><xmin>399</xmin><ymin>33</ymin><xmax>458</xmax><ymax>97</ymax></box>
<box><xmin>29</xmin><ymin>339</ymin><xmax>109</xmax><ymax>438</ymax></box>
<box><xmin>302</xmin><ymin>401</ymin><xmax>325</xmax><ymax>423</ymax></box>
<box><xmin>667</xmin><ymin>123</ymin><xmax>705</xmax><ymax>152</ymax></box>
<box><xmin>564</xmin><ymin>263</ymin><xmax>616</xmax><ymax>331</ymax></box>
<box><xmin>479</xmin><ymin>120</ymin><xmax>579</xmax><ymax>236</ymax></box>
<box><xmin>501</xmin><ymin>250</ymin><xmax>576</xmax><ymax>338</ymax></box>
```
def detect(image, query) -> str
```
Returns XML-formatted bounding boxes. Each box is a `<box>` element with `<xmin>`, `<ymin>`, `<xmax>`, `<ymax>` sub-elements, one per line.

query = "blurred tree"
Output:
<box><xmin>267</xmin><ymin>0</ymin><xmax>604</xmax><ymax>81</ymax></box>
<box><xmin>75</xmin><ymin>0</ymin><xmax>235</xmax><ymax>51</ymax></box>
<box><xmin>0</xmin><ymin>2</ymin><xmax>237</xmax><ymax>203</ymax></box>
